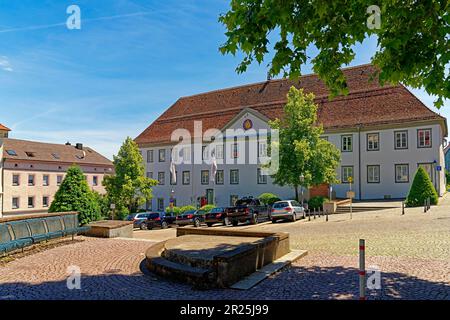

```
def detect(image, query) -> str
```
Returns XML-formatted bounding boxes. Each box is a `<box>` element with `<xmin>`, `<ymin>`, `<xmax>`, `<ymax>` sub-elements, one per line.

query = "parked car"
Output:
<box><xmin>204</xmin><ymin>207</ymin><xmax>228</xmax><ymax>227</ymax></box>
<box><xmin>127</xmin><ymin>212</ymin><xmax>155</xmax><ymax>229</ymax></box>
<box><xmin>225</xmin><ymin>197</ymin><xmax>270</xmax><ymax>226</ymax></box>
<box><xmin>141</xmin><ymin>212</ymin><xmax>177</xmax><ymax>230</ymax></box>
<box><xmin>271</xmin><ymin>200</ymin><xmax>305</xmax><ymax>223</ymax></box>
<box><xmin>176</xmin><ymin>209</ymin><xmax>207</xmax><ymax>228</ymax></box>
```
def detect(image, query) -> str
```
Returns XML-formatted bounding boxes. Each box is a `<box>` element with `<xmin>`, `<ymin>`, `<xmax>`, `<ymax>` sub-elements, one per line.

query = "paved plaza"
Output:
<box><xmin>1</xmin><ymin>197</ymin><xmax>449</xmax><ymax>300</ymax></box>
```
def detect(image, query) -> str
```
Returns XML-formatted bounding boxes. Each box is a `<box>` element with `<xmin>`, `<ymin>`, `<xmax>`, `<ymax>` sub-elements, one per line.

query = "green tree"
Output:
<box><xmin>219</xmin><ymin>1</ymin><xmax>449</xmax><ymax>108</ymax></box>
<box><xmin>406</xmin><ymin>167</ymin><xmax>438</xmax><ymax>207</ymax></box>
<box><xmin>268</xmin><ymin>87</ymin><xmax>341</xmax><ymax>201</ymax></box>
<box><xmin>49</xmin><ymin>165</ymin><xmax>101</xmax><ymax>225</ymax></box>
<box><xmin>103</xmin><ymin>137</ymin><xmax>158</xmax><ymax>219</ymax></box>
<box><xmin>258</xmin><ymin>193</ymin><xmax>281</xmax><ymax>206</ymax></box>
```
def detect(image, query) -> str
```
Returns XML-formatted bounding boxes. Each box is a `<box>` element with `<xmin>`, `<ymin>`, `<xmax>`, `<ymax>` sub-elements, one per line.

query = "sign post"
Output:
<box><xmin>347</xmin><ymin>176</ymin><xmax>354</xmax><ymax>220</ymax></box>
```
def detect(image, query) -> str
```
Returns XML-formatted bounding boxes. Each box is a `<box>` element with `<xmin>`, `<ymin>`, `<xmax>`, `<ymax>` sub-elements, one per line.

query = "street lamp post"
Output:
<box><xmin>170</xmin><ymin>189</ymin><xmax>175</xmax><ymax>215</ymax></box>
<box><xmin>300</xmin><ymin>174</ymin><xmax>305</xmax><ymax>219</ymax></box>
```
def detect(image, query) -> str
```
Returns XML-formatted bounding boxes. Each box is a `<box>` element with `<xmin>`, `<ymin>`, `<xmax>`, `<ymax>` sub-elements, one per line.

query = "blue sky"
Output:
<box><xmin>0</xmin><ymin>0</ymin><xmax>447</xmax><ymax>159</ymax></box>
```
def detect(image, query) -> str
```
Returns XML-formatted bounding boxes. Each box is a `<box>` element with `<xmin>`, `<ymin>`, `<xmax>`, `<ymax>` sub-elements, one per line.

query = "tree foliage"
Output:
<box><xmin>258</xmin><ymin>193</ymin><xmax>281</xmax><ymax>206</ymax></box>
<box><xmin>406</xmin><ymin>167</ymin><xmax>438</xmax><ymax>207</ymax></box>
<box><xmin>103</xmin><ymin>137</ymin><xmax>158</xmax><ymax>217</ymax></box>
<box><xmin>49</xmin><ymin>165</ymin><xmax>101</xmax><ymax>225</ymax></box>
<box><xmin>268</xmin><ymin>87</ymin><xmax>341</xmax><ymax>201</ymax></box>
<box><xmin>219</xmin><ymin>0</ymin><xmax>449</xmax><ymax>108</ymax></box>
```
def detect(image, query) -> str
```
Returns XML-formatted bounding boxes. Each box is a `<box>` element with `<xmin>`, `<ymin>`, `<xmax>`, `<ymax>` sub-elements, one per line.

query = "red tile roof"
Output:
<box><xmin>2</xmin><ymin>138</ymin><xmax>113</xmax><ymax>167</ymax></box>
<box><xmin>135</xmin><ymin>64</ymin><xmax>446</xmax><ymax>146</ymax></box>
<box><xmin>0</xmin><ymin>123</ymin><xmax>11</xmax><ymax>131</ymax></box>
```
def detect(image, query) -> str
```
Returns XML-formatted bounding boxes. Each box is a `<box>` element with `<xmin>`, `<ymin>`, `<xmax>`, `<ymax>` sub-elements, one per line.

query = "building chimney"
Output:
<box><xmin>75</xmin><ymin>143</ymin><xmax>83</xmax><ymax>150</ymax></box>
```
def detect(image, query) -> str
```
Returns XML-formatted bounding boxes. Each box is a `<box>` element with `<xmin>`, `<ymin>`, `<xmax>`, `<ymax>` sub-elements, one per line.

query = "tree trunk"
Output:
<box><xmin>294</xmin><ymin>185</ymin><xmax>299</xmax><ymax>202</ymax></box>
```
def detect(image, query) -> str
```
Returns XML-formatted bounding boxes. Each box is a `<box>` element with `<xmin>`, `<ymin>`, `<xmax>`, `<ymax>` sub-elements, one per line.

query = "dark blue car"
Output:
<box><xmin>141</xmin><ymin>212</ymin><xmax>176</xmax><ymax>230</ymax></box>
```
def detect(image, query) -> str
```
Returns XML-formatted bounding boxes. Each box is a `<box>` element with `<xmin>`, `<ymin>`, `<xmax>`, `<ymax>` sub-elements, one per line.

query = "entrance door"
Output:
<box><xmin>206</xmin><ymin>189</ymin><xmax>214</xmax><ymax>205</ymax></box>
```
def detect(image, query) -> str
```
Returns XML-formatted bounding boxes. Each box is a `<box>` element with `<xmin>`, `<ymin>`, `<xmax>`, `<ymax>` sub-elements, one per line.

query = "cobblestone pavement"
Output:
<box><xmin>1</xmin><ymin>197</ymin><xmax>449</xmax><ymax>300</ymax></box>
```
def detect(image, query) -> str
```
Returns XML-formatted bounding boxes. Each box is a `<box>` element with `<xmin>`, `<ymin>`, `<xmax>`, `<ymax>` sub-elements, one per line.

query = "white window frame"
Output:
<box><xmin>182</xmin><ymin>171</ymin><xmax>190</xmax><ymax>185</ymax></box>
<box><xmin>395</xmin><ymin>164</ymin><xmax>409</xmax><ymax>183</ymax></box>
<box><xmin>341</xmin><ymin>166</ymin><xmax>354</xmax><ymax>183</ymax></box>
<box><xmin>341</xmin><ymin>135</ymin><xmax>353</xmax><ymax>152</ymax></box>
<box><xmin>12</xmin><ymin>174</ymin><xmax>20</xmax><ymax>186</ymax></box>
<box><xmin>43</xmin><ymin>175</ymin><xmax>50</xmax><ymax>186</ymax></box>
<box><xmin>215</xmin><ymin>170</ymin><xmax>224</xmax><ymax>185</ymax></box>
<box><xmin>201</xmin><ymin>170</ymin><xmax>210</xmax><ymax>185</ymax></box>
<box><xmin>12</xmin><ymin>197</ymin><xmax>19</xmax><ymax>209</ymax></box>
<box><xmin>257</xmin><ymin>168</ymin><xmax>267</xmax><ymax>184</ymax></box>
<box><xmin>367</xmin><ymin>133</ymin><xmax>379</xmax><ymax>151</ymax></box>
<box><xmin>417</xmin><ymin>128</ymin><xmax>432</xmax><ymax>148</ymax></box>
<box><xmin>158</xmin><ymin>149</ymin><xmax>166</xmax><ymax>162</ymax></box>
<box><xmin>367</xmin><ymin>165</ymin><xmax>380</xmax><ymax>183</ymax></box>
<box><xmin>147</xmin><ymin>150</ymin><xmax>154</xmax><ymax>163</ymax></box>
<box><xmin>158</xmin><ymin>172</ymin><xmax>165</xmax><ymax>185</ymax></box>
<box><xmin>394</xmin><ymin>130</ymin><xmax>408</xmax><ymax>149</ymax></box>
<box><xmin>230</xmin><ymin>169</ymin><xmax>239</xmax><ymax>184</ymax></box>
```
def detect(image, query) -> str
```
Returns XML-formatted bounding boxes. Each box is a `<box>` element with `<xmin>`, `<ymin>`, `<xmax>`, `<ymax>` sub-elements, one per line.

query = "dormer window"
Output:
<box><xmin>52</xmin><ymin>153</ymin><xmax>60</xmax><ymax>159</ymax></box>
<box><xmin>6</xmin><ymin>150</ymin><xmax>17</xmax><ymax>156</ymax></box>
<box><xmin>25</xmin><ymin>152</ymin><xmax>36</xmax><ymax>157</ymax></box>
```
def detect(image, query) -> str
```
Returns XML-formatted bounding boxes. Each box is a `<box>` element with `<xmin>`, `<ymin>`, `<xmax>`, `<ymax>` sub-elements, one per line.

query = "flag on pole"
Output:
<box><xmin>211</xmin><ymin>156</ymin><xmax>217</xmax><ymax>183</ymax></box>
<box><xmin>170</xmin><ymin>161</ymin><xmax>177</xmax><ymax>184</ymax></box>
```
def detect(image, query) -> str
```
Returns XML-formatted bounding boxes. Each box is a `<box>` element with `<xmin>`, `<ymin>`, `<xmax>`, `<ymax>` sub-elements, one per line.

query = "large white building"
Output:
<box><xmin>136</xmin><ymin>64</ymin><xmax>447</xmax><ymax>211</ymax></box>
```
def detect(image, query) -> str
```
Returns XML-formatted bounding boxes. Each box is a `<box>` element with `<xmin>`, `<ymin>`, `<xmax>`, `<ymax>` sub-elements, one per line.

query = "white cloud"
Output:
<box><xmin>0</xmin><ymin>56</ymin><xmax>13</xmax><ymax>72</ymax></box>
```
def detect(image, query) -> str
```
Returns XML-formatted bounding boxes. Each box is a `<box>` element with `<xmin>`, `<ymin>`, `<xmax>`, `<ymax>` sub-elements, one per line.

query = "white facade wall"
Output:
<box><xmin>140</xmin><ymin>111</ymin><xmax>446</xmax><ymax>210</ymax></box>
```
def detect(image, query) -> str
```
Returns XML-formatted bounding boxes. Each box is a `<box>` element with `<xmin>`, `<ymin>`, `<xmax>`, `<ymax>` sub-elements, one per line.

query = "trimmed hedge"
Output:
<box><xmin>179</xmin><ymin>205</ymin><xmax>197</xmax><ymax>213</ymax></box>
<box><xmin>258</xmin><ymin>193</ymin><xmax>281</xmax><ymax>206</ymax></box>
<box><xmin>200</xmin><ymin>204</ymin><xmax>216</xmax><ymax>212</ymax></box>
<box><xmin>165</xmin><ymin>206</ymin><xmax>182</xmax><ymax>215</ymax></box>
<box><xmin>308</xmin><ymin>196</ymin><xmax>329</xmax><ymax>210</ymax></box>
<box><xmin>405</xmin><ymin>167</ymin><xmax>438</xmax><ymax>207</ymax></box>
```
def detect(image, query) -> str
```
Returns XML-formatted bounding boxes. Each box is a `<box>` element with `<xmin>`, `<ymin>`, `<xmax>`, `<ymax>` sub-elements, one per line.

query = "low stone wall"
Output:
<box><xmin>0</xmin><ymin>211</ymin><xmax>78</xmax><ymax>223</ymax></box>
<box><xmin>84</xmin><ymin>220</ymin><xmax>134</xmax><ymax>238</ymax></box>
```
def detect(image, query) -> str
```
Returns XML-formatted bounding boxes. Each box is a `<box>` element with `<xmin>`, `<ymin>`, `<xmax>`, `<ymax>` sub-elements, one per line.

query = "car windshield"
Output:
<box><xmin>184</xmin><ymin>210</ymin><xmax>196</xmax><ymax>215</ymax></box>
<box><xmin>236</xmin><ymin>199</ymin><xmax>253</xmax><ymax>206</ymax></box>
<box><xmin>273</xmin><ymin>202</ymin><xmax>290</xmax><ymax>208</ymax></box>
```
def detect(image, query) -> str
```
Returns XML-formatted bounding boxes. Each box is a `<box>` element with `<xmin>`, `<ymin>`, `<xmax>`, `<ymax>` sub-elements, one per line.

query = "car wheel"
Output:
<box><xmin>292</xmin><ymin>214</ymin><xmax>297</xmax><ymax>222</ymax></box>
<box><xmin>207</xmin><ymin>223</ymin><xmax>213</xmax><ymax>227</ymax></box>
<box><xmin>139</xmin><ymin>222</ymin><xmax>148</xmax><ymax>230</ymax></box>
<box><xmin>223</xmin><ymin>217</ymin><xmax>230</xmax><ymax>226</ymax></box>
<box><xmin>161</xmin><ymin>221</ymin><xmax>168</xmax><ymax>229</ymax></box>
<box><xmin>272</xmin><ymin>219</ymin><xmax>277</xmax><ymax>224</ymax></box>
<box><xmin>194</xmin><ymin>219</ymin><xmax>201</xmax><ymax>228</ymax></box>
<box><xmin>232</xmin><ymin>220</ymin><xmax>239</xmax><ymax>227</ymax></box>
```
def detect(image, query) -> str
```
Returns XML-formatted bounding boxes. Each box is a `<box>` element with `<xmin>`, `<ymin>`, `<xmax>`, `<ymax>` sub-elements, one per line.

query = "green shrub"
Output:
<box><xmin>308</xmin><ymin>196</ymin><xmax>329</xmax><ymax>210</ymax></box>
<box><xmin>406</xmin><ymin>167</ymin><xmax>438</xmax><ymax>207</ymax></box>
<box><xmin>165</xmin><ymin>206</ymin><xmax>182</xmax><ymax>215</ymax></box>
<box><xmin>200</xmin><ymin>204</ymin><xmax>216</xmax><ymax>212</ymax></box>
<box><xmin>49</xmin><ymin>165</ymin><xmax>101</xmax><ymax>225</ymax></box>
<box><xmin>258</xmin><ymin>193</ymin><xmax>281</xmax><ymax>206</ymax></box>
<box><xmin>180</xmin><ymin>205</ymin><xmax>197</xmax><ymax>213</ymax></box>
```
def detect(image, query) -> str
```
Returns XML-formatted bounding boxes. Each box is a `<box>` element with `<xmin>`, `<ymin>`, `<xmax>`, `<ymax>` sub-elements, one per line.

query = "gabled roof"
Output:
<box><xmin>0</xmin><ymin>123</ymin><xmax>11</xmax><ymax>131</ymax></box>
<box><xmin>2</xmin><ymin>138</ymin><xmax>113</xmax><ymax>167</ymax></box>
<box><xmin>135</xmin><ymin>64</ymin><xmax>447</xmax><ymax>146</ymax></box>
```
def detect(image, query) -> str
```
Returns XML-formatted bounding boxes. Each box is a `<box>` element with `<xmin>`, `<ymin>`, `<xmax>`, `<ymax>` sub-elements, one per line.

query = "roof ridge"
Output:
<box><xmin>178</xmin><ymin>63</ymin><xmax>375</xmax><ymax>100</ymax></box>
<box><xmin>155</xmin><ymin>85</ymin><xmax>399</xmax><ymax>124</ymax></box>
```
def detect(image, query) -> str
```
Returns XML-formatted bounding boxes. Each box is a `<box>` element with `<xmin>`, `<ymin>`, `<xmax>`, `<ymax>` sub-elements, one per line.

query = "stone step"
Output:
<box><xmin>147</xmin><ymin>256</ymin><xmax>216</xmax><ymax>289</ymax></box>
<box><xmin>335</xmin><ymin>206</ymin><xmax>396</xmax><ymax>213</ymax></box>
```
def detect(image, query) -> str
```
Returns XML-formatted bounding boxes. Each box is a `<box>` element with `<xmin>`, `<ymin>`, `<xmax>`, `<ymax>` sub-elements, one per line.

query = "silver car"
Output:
<box><xmin>271</xmin><ymin>200</ymin><xmax>304</xmax><ymax>223</ymax></box>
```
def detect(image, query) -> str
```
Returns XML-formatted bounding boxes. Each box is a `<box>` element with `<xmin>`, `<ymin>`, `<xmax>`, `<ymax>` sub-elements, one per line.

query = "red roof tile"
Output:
<box><xmin>0</xmin><ymin>123</ymin><xmax>11</xmax><ymax>131</ymax></box>
<box><xmin>135</xmin><ymin>64</ymin><xmax>446</xmax><ymax>145</ymax></box>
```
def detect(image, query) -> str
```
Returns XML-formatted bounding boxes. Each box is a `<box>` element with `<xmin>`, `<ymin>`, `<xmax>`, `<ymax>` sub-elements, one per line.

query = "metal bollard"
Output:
<box><xmin>359</xmin><ymin>239</ymin><xmax>366</xmax><ymax>301</ymax></box>
<box><xmin>313</xmin><ymin>208</ymin><xmax>316</xmax><ymax>219</ymax></box>
<box><xmin>402</xmin><ymin>201</ymin><xmax>405</xmax><ymax>215</ymax></box>
<box><xmin>308</xmin><ymin>210</ymin><xmax>311</xmax><ymax>221</ymax></box>
<box><xmin>424</xmin><ymin>200</ymin><xmax>427</xmax><ymax>213</ymax></box>
<box><xmin>326</xmin><ymin>210</ymin><xmax>329</xmax><ymax>222</ymax></box>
